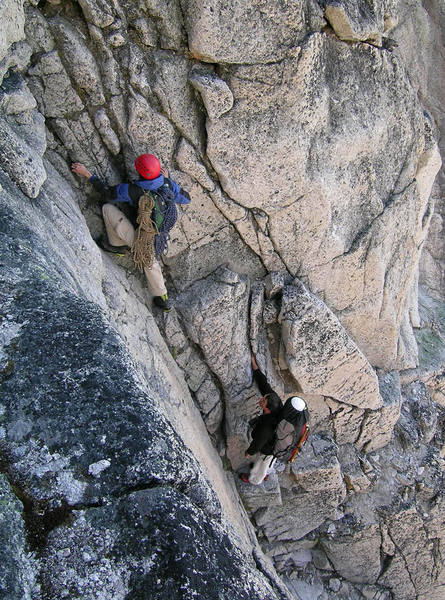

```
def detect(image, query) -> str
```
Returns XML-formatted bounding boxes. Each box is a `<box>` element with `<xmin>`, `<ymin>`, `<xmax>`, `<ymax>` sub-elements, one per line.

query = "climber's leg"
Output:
<box><xmin>102</xmin><ymin>203</ymin><xmax>134</xmax><ymax>247</ymax></box>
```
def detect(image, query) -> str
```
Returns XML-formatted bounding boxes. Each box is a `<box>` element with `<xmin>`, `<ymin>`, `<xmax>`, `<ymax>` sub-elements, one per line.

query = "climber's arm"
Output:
<box><xmin>71</xmin><ymin>162</ymin><xmax>125</xmax><ymax>204</ymax></box>
<box><xmin>251</xmin><ymin>355</ymin><xmax>276</xmax><ymax>398</ymax></box>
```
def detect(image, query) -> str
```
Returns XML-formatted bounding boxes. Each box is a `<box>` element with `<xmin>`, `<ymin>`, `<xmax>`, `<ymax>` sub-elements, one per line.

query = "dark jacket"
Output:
<box><xmin>246</xmin><ymin>368</ymin><xmax>283</xmax><ymax>456</ymax></box>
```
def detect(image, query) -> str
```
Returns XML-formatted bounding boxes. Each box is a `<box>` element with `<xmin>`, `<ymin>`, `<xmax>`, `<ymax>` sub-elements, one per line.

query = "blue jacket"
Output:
<box><xmin>114</xmin><ymin>174</ymin><xmax>190</xmax><ymax>206</ymax></box>
<box><xmin>90</xmin><ymin>173</ymin><xmax>190</xmax><ymax>208</ymax></box>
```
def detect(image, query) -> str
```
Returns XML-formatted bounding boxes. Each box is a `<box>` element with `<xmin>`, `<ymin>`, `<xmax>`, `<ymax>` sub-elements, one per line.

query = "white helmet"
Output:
<box><xmin>290</xmin><ymin>396</ymin><xmax>306</xmax><ymax>411</ymax></box>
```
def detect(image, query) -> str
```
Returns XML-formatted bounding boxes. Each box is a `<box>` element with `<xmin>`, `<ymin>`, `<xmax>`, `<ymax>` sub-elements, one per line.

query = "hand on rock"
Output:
<box><xmin>71</xmin><ymin>162</ymin><xmax>92</xmax><ymax>179</ymax></box>
<box><xmin>251</xmin><ymin>354</ymin><xmax>258</xmax><ymax>370</ymax></box>
<box><xmin>160</xmin><ymin>167</ymin><xmax>169</xmax><ymax>178</ymax></box>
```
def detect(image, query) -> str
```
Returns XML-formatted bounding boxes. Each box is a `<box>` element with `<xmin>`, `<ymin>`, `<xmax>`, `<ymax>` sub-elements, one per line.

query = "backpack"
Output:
<box><xmin>132</xmin><ymin>181</ymin><xmax>178</xmax><ymax>270</ymax></box>
<box><xmin>148</xmin><ymin>180</ymin><xmax>178</xmax><ymax>256</ymax></box>
<box><xmin>273</xmin><ymin>397</ymin><xmax>310</xmax><ymax>463</ymax></box>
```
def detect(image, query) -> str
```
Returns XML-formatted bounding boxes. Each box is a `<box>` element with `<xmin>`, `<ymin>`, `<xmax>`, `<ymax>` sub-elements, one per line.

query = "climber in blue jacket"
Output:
<box><xmin>72</xmin><ymin>154</ymin><xmax>190</xmax><ymax>311</ymax></box>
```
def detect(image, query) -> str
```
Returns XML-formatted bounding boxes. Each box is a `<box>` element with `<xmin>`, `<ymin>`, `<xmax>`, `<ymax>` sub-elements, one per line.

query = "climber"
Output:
<box><xmin>71</xmin><ymin>154</ymin><xmax>190</xmax><ymax>311</ymax></box>
<box><xmin>240</xmin><ymin>354</ymin><xmax>309</xmax><ymax>486</ymax></box>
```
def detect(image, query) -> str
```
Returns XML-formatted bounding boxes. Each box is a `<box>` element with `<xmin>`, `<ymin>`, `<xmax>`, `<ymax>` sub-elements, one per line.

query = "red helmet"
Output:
<box><xmin>134</xmin><ymin>154</ymin><xmax>161</xmax><ymax>180</ymax></box>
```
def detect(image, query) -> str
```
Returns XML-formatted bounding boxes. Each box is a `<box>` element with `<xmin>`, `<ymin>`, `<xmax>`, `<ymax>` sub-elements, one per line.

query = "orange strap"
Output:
<box><xmin>289</xmin><ymin>424</ymin><xmax>310</xmax><ymax>463</ymax></box>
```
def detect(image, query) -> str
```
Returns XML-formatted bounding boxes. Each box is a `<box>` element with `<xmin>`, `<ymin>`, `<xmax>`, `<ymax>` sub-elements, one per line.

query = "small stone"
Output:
<box><xmin>88</xmin><ymin>459</ymin><xmax>111</xmax><ymax>477</ymax></box>
<box><xmin>264</xmin><ymin>272</ymin><xmax>285</xmax><ymax>299</ymax></box>
<box><xmin>329</xmin><ymin>578</ymin><xmax>341</xmax><ymax>592</ymax></box>
<box><xmin>107</xmin><ymin>32</ymin><xmax>126</xmax><ymax>47</ymax></box>
<box><xmin>189</xmin><ymin>70</ymin><xmax>233</xmax><ymax>121</ymax></box>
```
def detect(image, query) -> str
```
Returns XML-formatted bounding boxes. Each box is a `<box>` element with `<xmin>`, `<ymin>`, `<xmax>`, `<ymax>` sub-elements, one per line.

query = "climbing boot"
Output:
<box><xmin>96</xmin><ymin>235</ymin><xmax>128</xmax><ymax>256</ymax></box>
<box><xmin>153</xmin><ymin>294</ymin><xmax>172</xmax><ymax>312</ymax></box>
<box><xmin>239</xmin><ymin>473</ymin><xmax>250</xmax><ymax>484</ymax></box>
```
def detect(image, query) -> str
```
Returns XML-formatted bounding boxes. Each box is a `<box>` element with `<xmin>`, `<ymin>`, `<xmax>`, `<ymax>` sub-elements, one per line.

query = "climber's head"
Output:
<box><xmin>134</xmin><ymin>154</ymin><xmax>161</xmax><ymax>180</ymax></box>
<box><xmin>289</xmin><ymin>396</ymin><xmax>306</xmax><ymax>412</ymax></box>
<box><xmin>259</xmin><ymin>394</ymin><xmax>282</xmax><ymax>415</ymax></box>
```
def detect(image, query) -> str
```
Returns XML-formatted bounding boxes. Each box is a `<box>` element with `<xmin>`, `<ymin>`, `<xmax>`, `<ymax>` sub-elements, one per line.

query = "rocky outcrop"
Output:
<box><xmin>6</xmin><ymin>0</ymin><xmax>439</xmax><ymax>373</ymax></box>
<box><xmin>389</xmin><ymin>0</ymin><xmax>445</xmax><ymax>302</ymax></box>
<box><xmin>1</xmin><ymin>1</ymin><xmax>444</xmax><ymax>599</ymax></box>
<box><xmin>265</xmin><ymin>381</ymin><xmax>445</xmax><ymax>598</ymax></box>
<box><xmin>280</xmin><ymin>280</ymin><xmax>382</xmax><ymax>410</ymax></box>
<box><xmin>0</xmin><ymin>165</ymin><xmax>290</xmax><ymax>599</ymax></box>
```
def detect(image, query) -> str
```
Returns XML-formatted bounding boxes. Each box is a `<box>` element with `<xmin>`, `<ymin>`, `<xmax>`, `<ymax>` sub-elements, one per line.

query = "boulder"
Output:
<box><xmin>237</xmin><ymin>472</ymin><xmax>283</xmax><ymax>513</ymax></box>
<box><xmin>256</xmin><ymin>485</ymin><xmax>346</xmax><ymax>544</ymax></box>
<box><xmin>280</xmin><ymin>280</ymin><xmax>382</xmax><ymax>410</ymax></box>
<box><xmin>320</xmin><ymin>520</ymin><xmax>382</xmax><ymax>584</ymax></box>
<box><xmin>378</xmin><ymin>507</ymin><xmax>436</xmax><ymax>600</ymax></box>
<box><xmin>324</xmin><ymin>0</ymin><xmax>385</xmax><ymax>43</ymax></box>
<box><xmin>176</xmin><ymin>266</ymin><xmax>251</xmax><ymax>395</ymax></box>
<box><xmin>189</xmin><ymin>69</ymin><xmax>234</xmax><ymax>120</ymax></box>
<box><xmin>255</xmin><ymin>435</ymin><xmax>346</xmax><ymax>543</ymax></box>
<box><xmin>77</xmin><ymin>0</ymin><xmax>115</xmax><ymax>28</ymax></box>
<box><xmin>355</xmin><ymin>370</ymin><xmax>401</xmax><ymax>452</ymax></box>
<box><xmin>182</xmin><ymin>0</ymin><xmax>325</xmax><ymax>63</ymax></box>
<box><xmin>290</xmin><ymin>434</ymin><xmax>345</xmax><ymax>494</ymax></box>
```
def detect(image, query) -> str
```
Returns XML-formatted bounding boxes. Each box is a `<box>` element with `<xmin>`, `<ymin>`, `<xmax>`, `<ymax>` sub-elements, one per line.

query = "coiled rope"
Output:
<box><xmin>132</xmin><ymin>193</ymin><xmax>156</xmax><ymax>271</ymax></box>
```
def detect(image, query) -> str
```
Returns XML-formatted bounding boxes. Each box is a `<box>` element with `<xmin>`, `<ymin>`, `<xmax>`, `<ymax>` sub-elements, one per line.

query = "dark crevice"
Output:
<box><xmin>252</xmin><ymin>548</ymin><xmax>291</xmax><ymax>600</ymax></box>
<box><xmin>1</xmin><ymin>461</ymin><xmax>203</xmax><ymax>554</ymax></box>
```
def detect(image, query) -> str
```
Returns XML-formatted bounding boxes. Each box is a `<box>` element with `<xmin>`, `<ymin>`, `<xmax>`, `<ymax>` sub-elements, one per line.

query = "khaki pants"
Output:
<box><xmin>248</xmin><ymin>454</ymin><xmax>276</xmax><ymax>485</ymax></box>
<box><xmin>102</xmin><ymin>203</ymin><xmax>167</xmax><ymax>297</ymax></box>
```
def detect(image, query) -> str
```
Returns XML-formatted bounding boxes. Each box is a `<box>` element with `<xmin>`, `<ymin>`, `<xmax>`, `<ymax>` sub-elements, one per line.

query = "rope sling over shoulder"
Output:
<box><xmin>132</xmin><ymin>192</ymin><xmax>157</xmax><ymax>270</ymax></box>
<box><xmin>131</xmin><ymin>184</ymin><xmax>178</xmax><ymax>271</ymax></box>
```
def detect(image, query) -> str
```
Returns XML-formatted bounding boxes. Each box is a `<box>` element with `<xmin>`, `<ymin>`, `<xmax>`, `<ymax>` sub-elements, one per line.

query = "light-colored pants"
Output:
<box><xmin>102</xmin><ymin>203</ymin><xmax>167</xmax><ymax>297</ymax></box>
<box><xmin>248</xmin><ymin>454</ymin><xmax>276</xmax><ymax>485</ymax></box>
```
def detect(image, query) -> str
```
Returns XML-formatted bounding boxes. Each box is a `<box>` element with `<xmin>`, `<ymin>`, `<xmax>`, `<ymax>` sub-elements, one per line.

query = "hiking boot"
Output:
<box><xmin>239</xmin><ymin>473</ymin><xmax>250</xmax><ymax>484</ymax></box>
<box><xmin>153</xmin><ymin>294</ymin><xmax>172</xmax><ymax>312</ymax></box>
<box><xmin>95</xmin><ymin>235</ymin><xmax>128</xmax><ymax>256</ymax></box>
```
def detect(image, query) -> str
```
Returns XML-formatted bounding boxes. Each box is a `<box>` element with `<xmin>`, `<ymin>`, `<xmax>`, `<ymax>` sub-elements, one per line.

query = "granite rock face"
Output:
<box><xmin>40</xmin><ymin>487</ymin><xmax>281</xmax><ymax>600</ymax></box>
<box><xmin>0</xmin><ymin>167</ymin><xmax>289</xmax><ymax>599</ymax></box>
<box><xmin>1</xmin><ymin>1</ymin><xmax>444</xmax><ymax>599</ymax></box>
<box><xmin>0</xmin><ymin>475</ymin><xmax>38</xmax><ymax>600</ymax></box>
<box><xmin>392</xmin><ymin>0</ymin><xmax>445</xmax><ymax>301</ymax></box>
<box><xmin>280</xmin><ymin>280</ymin><xmax>382</xmax><ymax>410</ymax></box>
<box><xmin>9</xmin><ymin>0</ymin><xmax>440</xmax><ymax>372</ymax></box>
